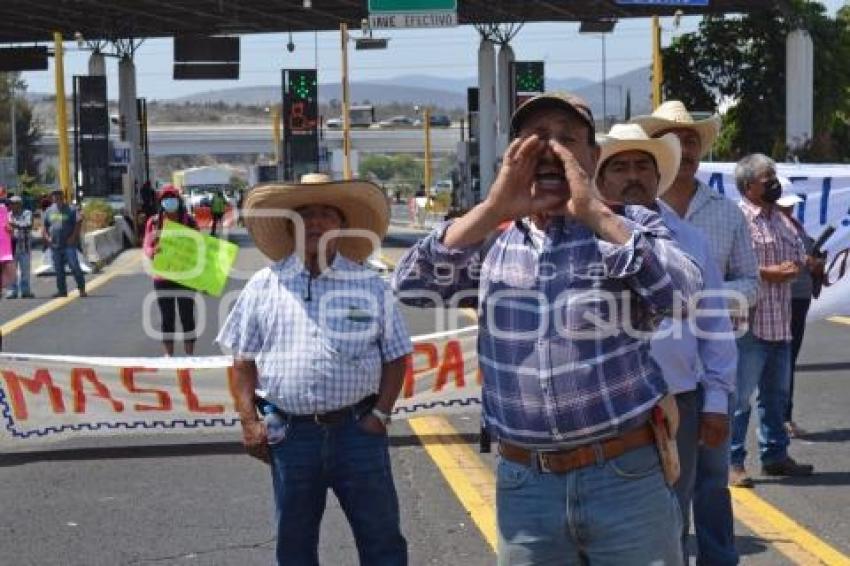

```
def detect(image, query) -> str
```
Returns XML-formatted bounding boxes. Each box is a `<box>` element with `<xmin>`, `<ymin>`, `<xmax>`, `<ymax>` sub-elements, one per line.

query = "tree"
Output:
<box><xmin>0</xmin><ymin>73</ymin><xmax>42</xmax><ymax>178</ymax></box>
<box><xmin>661</xmin><ymin>1</ymin><xmax>850</xmax><ymax>161</ymax></box>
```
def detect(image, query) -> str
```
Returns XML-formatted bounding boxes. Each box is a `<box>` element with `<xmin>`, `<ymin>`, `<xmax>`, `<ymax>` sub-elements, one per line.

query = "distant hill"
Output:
<box><xmin>169</xmin><ymin>74</ymin><xmax>597</xmax><ymax>109</ymax></box>
<box><xmin>573</xmin><ymin>66</ymin><xmax>653</xmax><ymax>125</ymax></box>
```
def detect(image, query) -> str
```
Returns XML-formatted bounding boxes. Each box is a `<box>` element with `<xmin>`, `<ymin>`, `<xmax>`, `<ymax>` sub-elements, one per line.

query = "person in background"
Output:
<box><xmin>0</xmin><ymin>190</ymin><xmax>14</xmax><ymax>296</ymax></box>
<box><xmin>776</xmin><ymin>192</ymin><xmax>825</xmax><ymax>438</ymax></box>
<box><xmin>5</xmin><ymin>195</ymin><xmax>34</xmax><ymax>299</ymax></box>
<box><xmin>631</xmin><ymin>100</ymin><xmax>757</xmax><ymax>566</ymax></box>
<box><xmin>217</xmin><ymin>173</ymin><xmax>412</xmax><ymax>566</ymax></box>
<box><xmin>209</xmin><ymin>189</ymin><xmax>227</xmax><ymax>237</ymax></box>
<box><xmin>43</xmin><ymin>189</ymin><xmax>86</xmax><ymax>298</ymax></box>
<box><xmin>731</xmin><ymin>153</ymin><xmax>814</xmax><ymax>486</ymax></box>
<box><xmin>143</xmin><ymin>185</ymin><xmax>199</xmax><ymax>357</ymax></box>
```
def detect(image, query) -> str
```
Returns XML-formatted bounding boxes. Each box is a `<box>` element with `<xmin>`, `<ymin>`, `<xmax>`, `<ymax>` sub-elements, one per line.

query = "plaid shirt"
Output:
<box><xmin>216</xmin><ymin>254</ymin><xmax>413</xmax><ymax>414</ymax></box>
<box><xmin>739</xmin><ymin>198</ymin><xmax>805</xmax><ymax>342</ymax></box>
<box><xmin>392</xmin><ymin>206</ymin><xmax>702</xmax><ymax>448</ymax></box>
<box><xmin>685</xmin><ymin>181</ymin><xmax>759</xmax><ymax>310</ymax></box>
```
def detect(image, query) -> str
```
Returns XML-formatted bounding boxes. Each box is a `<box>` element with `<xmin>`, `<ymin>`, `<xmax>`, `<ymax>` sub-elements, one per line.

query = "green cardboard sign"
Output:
<box><xmin>152</xmin><ymin>220</ymin><xmax>238</xmax><ymax>297</ymax></box>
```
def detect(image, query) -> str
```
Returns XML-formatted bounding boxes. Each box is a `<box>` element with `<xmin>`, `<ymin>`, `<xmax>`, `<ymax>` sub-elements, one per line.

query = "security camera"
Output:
<box><xmin>286</xmin><ymin>40</ymin><xmax>295</xmax><ymax>53</ymax></box>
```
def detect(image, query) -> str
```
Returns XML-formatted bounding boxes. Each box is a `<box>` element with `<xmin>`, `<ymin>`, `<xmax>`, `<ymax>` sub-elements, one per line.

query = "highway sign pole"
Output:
<box><xmin>53</xmin><ymin>32</ymin><xmax>73</xmax><ymax>202</ymax></box>
<box><xmin>340</xmin><ymin>23</ymin><xmax>352</xmax><ymax>180</ymax></box>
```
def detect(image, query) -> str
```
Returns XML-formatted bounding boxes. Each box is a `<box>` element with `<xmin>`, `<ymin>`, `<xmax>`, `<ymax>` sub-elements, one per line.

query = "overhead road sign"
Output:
<box><xmin>0</xmin><ymin>46</ymin><xmax>48</xmax><ymax>71</ymax></box>
<box><xmin>369</xmin><ymin>0</ymin><xmax>457</xmax><ymax>29</ymax></box>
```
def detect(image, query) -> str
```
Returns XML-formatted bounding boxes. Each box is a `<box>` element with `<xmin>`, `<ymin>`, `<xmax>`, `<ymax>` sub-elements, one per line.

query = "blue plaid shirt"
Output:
<box><xmin>217</xmin><ymin>254</ymin><xmax>413</xmax><ymax>415</ymax></box>
<box><xmin>392</xmin><ymin>206</ymin><xmax>702</xmax><ymax>448</ymax></box>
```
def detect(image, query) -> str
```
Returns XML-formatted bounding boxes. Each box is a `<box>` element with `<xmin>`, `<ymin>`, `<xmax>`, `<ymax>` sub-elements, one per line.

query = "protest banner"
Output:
<box><xmin>0</xmin><ymin>327</ymin><xmax>481</xmax><ymax>449</ymax></box>
<box><xmin>697</xmin><ymin>162</ymin><xmax>850</xmax><ymax>319</ymax></box>
<box><xmin>151</xmin><ymin>220</ymin><xmax>238</xmax><ymax>297</ymax></box>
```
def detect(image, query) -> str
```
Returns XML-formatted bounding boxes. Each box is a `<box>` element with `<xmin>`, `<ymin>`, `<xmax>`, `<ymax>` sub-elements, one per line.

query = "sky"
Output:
<box><xmin>20</xmin><ymin>1</ymin><xmax>848</xmax><ymax>101</ymax></box>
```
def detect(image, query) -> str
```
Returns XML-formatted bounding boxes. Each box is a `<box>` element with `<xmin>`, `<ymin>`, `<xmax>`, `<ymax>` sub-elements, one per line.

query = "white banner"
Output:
<box><xmin>697</xmin><ymin>162</ymin><xmax>850</xmax><ymax>319</ymax></box>
<box><xmin>0</xmin><ymin>328</ymin><xmax>481</xmax><ymax>449</ymax></box>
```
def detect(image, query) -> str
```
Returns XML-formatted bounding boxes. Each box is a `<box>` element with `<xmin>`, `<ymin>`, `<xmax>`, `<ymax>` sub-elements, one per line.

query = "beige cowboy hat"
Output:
<box><xmin>243</xmin><ymin>173</ymin><xmax>389</xmax><ymax>263</ymax></box>
<box><xmin>630</xmin><ymin>100</ymin><xmax>721</xmax><ymax>158</ymax></box>
<box><xmin>596</xmin><ymin>123</ymin><xmax>682</xmax><ymax>197</ymax></box>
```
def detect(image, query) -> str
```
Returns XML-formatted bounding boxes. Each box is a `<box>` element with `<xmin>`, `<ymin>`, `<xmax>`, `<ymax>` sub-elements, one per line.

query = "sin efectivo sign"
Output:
<box><xmin>368</xmin><ymin>0</ymin><xmax>457</xmax><ymax>29</ymax></box>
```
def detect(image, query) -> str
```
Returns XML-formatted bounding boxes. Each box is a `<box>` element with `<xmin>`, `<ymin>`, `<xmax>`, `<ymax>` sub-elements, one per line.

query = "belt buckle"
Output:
<box><xmin>536</xmin><ymin>451</ymin><xmax>552</xmax><ymax>473</ymax></box>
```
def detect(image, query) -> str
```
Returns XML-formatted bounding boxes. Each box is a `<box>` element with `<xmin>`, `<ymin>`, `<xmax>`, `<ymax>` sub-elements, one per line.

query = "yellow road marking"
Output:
<box><xmin>731</xmin><ymin>487</ymin><xmax>850</xmax><ymax>566</ymax></box>
<box><xmin>827</xmin><ymin>316</ymin><xmax>850</xmax><ymax>326</ymax></box>
<box><xmin>1</xmin><ymin>256</ymin><xmax>141</xmax><ymax>337</ymax></box>
<box><xmin>408</xmin><ymin>416</ymin><xmax>498</xmax><ymax>552</ymax></box>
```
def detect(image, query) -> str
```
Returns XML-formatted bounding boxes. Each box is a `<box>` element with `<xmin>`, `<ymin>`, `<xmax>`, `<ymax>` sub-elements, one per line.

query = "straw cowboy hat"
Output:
<box><xmin>243</xmin><ymin>173</ymin><xmax>389</xmax><ymax>263</ymax></box>
<box><xmin>596</xmin><ymin>123</ymin><xmax>682</xmax><ymax>197</ymax></box>
<box><xmin>630</xmin><ymin>100</ymin><xmax>721</xmax><ymax>158</ymax></box>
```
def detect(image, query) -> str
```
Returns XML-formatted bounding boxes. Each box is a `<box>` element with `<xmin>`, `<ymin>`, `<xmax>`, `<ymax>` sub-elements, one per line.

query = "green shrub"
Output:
<box><xmin>82</xmin><ymin>199</ymin><xmax>115</xmax><ymax>232</ymax></box>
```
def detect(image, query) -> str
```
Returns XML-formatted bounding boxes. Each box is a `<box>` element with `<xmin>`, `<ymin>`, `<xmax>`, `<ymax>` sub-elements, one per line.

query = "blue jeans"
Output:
<box><xmin>269</xmin><ymin>416</ymin><xmax>407</xmax><ymax>566</ymax></box>
<box><xmin>693</xmin><ymin>389</ymin><xmax>738</xmax><ymax>566</ymax></box>
<box><xmin>51</xmin><ymin>246</ymin><xmax>86</xmax><ymax>295</ymax></box>
<box><xmin>6</xmin><ymin>250</ymin><xmax>31</xmax><ymax>296</ymax></box>
<box><xmin>731</xmin><ymin>331</ymin><xmax>791</xmax><ymax>467</ymax></box>
<box><xmin>497</xmin><ymin>444</ymin><xmax>683</xmax><ymax>566</ymax></box>
<box><xmin>673</xmin><ymin>391</ymin><xmax>699</xmax><ymax>562</ymax></box>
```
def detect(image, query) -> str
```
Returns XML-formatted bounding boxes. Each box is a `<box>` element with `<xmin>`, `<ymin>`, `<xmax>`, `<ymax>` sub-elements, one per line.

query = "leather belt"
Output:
<box><xmin>499</xmin><ymin>423</ymin><xmax>655</xmax><ymax>474</ymax></box>
<box><xmin>287</xmin><ymin>395</ymin><xmax>377</xmax><ymax>426</ymax></box>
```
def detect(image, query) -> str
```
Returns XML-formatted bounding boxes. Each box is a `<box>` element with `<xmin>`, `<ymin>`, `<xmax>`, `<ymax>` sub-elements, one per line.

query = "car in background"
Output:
<box><xmin>378</xmin><ymin>115</ymin><xmax>415</xmax><ymax>128</ymax></box>
<box><xmin>325</xmin><ymin>117</ymin><xmax>342</xmax><ymax>128</ymax></box>
<box><xmin>413</xmin><ymin>114</ymin><xmax>452</xmax><ymax>128</ymax></box>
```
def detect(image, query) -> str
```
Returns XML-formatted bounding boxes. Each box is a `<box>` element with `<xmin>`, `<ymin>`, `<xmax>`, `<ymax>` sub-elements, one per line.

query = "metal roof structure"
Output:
<box><xmin>0</xmin><ymin>1</ymin><xmax>786</xmax><ymax>43</ymax></box>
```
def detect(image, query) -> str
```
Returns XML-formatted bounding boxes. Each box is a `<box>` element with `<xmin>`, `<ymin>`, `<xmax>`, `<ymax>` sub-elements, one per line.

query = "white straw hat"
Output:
<box><xmin>596</xmin><ymin>123</ymin><xmax>682</xmax><ymax>197</ymax></box>
<box><xmin>630</xmin><ymin>100</ymin><xmax>721</xmax><ymax>157</ymax></box>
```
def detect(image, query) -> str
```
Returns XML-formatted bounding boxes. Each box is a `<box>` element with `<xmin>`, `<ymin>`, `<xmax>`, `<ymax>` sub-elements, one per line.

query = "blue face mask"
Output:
<box><xmin>161</xmin><ymin>198</ymin><xmax>180</xmax><ymax>213</ymax></box>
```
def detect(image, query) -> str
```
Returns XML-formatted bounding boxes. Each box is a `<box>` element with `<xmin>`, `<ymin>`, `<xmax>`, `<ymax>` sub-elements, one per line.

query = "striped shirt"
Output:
<box><xmin>216</xmin><ymin>254</ymin><xmax>413</xmax><ymax>414</ymax></box>
<box><xmin>684</xmin><ymin>181</ymin><xmax>759</xmax><ymax>310</ymax></box>
<box><xmin>392</xmin><ymin>206</ymin><xmax>702</xmax><ymax>448</ymax></box>
<box><xmin>739</xmin><ymin>199</ymin><xmax>805</xmax><ymax>342</ymax></box>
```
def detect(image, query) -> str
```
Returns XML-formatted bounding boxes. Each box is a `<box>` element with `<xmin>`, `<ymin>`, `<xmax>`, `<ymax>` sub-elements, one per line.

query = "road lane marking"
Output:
<box><xmin>731</xmin><ymin>487</ymin><xmax>850</xmax><ymax>565</ymax></box>
<box><xmin>407</xmin><ymin>416</ymin><xmax>497</xmax><ymax>552</ymax></box>
<box><xmin>1</xmin><ymin>256</ymin><xmax>141</xmax><ymax>338</ymax></box>
<box><xmin>827</xmin><ymin>316</ymin><xmax>850</xmax><ymax>326</ymax></box>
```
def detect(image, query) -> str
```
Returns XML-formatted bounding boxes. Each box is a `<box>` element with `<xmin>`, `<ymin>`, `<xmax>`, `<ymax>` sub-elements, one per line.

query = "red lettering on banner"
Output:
<box><xmin>120</xmin><ymin>368</ymin><xmax>172</xmax><ymax>411</ymax></box>
<box><xmin>178</xmin><ymin>369</ymin><xmax>225</xmax><ymax>414</ymax></box>
<box><xmin>402</xmin><ymin>343</ymin><xmax>439</xmax><ymax>398</ymax></box>
<box><xmin>434</xmin><ymin>340</ymin><xmax>465</xmax><ymax>392</ymax></box>
<box><xmin>1</xmin><ymin>369</ymin><xmax>66</xmax><ymax>420</ymax></box>
<box><xmin>71</xmin><ymin>368</ymin><xmax>125</xmax><ymax>413</ymax></box>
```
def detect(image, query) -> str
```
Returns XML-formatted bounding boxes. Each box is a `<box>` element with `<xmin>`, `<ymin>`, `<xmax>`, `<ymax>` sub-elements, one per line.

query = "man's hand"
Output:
<box><xmin>484</xmin><ymin>135</ymin><xmax>564</xmax><ymax>221</ymax></box>
<box><xmin>358</xmin><ymin>414</ymin><xmax>388</xmax><ymax>436</ymax></box>
<box><xmin>547</xmin><ymin>139</ymin><xmax>598</xmax><ymax>222</ymax></box>
<box><xmin>699</xmin><ymin>413</ymin><xmax>730</xmax><ymax>448</ymax></box>
<box><xmin>241</xmin><ymin>419</ymin><xmax>271</xmax><ymax>464</ymax></box>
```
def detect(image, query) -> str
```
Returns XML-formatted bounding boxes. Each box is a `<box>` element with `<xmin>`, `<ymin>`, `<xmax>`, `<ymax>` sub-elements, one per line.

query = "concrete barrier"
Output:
<box><xmin>82</xmin><ymin>224</ymin><xmax>125</xmax><ymax>269</ymax></box>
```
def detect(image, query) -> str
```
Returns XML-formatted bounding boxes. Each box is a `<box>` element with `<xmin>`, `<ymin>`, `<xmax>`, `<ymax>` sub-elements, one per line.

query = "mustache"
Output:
<box><xmin>623</xmin><ymin>182</ymin><xmax>649</xmax><ymax>193</ymax></box>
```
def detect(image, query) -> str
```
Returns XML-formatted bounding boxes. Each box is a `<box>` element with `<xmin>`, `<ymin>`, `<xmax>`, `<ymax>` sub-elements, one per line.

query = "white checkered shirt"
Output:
<box><xmin>739</xmin><ymin>198</ymin><xmax>805</xmax><ymax>342</ymax></box>
<box><xmin>685</xmin><ymin>181</ymin><xmax>759</xmax><ymax>308</ymax></box>
<box><xmin>216</xmin><ymin>254</ymin><xmax>413</xmax><ymax>414</ymax></box>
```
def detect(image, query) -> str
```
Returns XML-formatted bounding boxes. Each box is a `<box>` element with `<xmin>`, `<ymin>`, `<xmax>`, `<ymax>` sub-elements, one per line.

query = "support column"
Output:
<box><xmin>478</xmin><ymin>39</ymin><xmax>497</xmax><ymax>200</ymax></box>
<box><xmin>786</xmin><ymin>29</ymin><xmax>813</xmax><ymax>152</ymax></box>
<box><xmin>496</xmin><ymin>43</ymin><xmax>514</xmax><ymax>156</ymax></box>
<box><xmin>118</xmin><ymin>55</ymin><xmax>142</xmax><ymax>213</ymax></box>
<box><xmin>88</xmin><ymin>51</ymin><xmax>106</xmax><ymax>76</ymax></box>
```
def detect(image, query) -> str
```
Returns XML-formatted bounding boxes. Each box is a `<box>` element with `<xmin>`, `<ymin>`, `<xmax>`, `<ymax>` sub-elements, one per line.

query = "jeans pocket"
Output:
<box><xmin>356</xmin><ymin>417</ymin><xmax>388</xmax><ymax>438</ymax></box>
<box><xmin>497</xmin><ymin>457</ymin><xmax>533</xmax><ymax>491</ymax></box>
<box><xmin>607</xmin><ymin>446</ymin><xmax>660</xmax><ymax>479</ymax></box>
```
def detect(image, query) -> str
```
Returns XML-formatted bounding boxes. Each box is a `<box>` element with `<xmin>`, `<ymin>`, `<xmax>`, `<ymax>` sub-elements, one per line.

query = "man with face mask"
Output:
<box><xmin>595</xmin><ymin>123</ymin><xmax>736</xmax><ymax>563</ymax></box>
<box><xmin>732</xmin><ymin>153</ymin><xmax>813</xmax><ymax>486</ymax></box>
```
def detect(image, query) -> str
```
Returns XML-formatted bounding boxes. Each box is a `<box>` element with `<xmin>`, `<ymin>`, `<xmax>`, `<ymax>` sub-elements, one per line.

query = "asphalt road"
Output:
<box><xmin>0</xmin><ymin>223</ymin><xmax>848</xmax><ymax>565</ymax></box>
